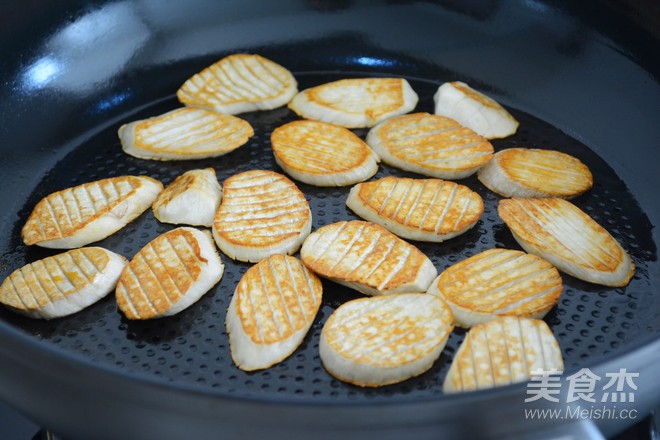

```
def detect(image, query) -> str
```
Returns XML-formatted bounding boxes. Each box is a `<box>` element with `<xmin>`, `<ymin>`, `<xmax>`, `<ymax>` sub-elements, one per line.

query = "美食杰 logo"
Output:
<box><xmin>524</xmin><ymin>368</ymin><xmax>639</xmax><ymax>421</ymax></box>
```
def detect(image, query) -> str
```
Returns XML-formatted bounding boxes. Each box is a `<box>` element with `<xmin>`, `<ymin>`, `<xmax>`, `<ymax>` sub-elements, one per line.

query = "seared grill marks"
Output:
<box><xmin>212</xmin><ymin>170</ymin><xmax>312</xmax><ymax>262</ymax></box>
<box><xmin>21</xmin><ymin>176</ymin><xmax>163</xmax><ymax>249</ymax></box>
<box><xmin>116</xmin><ymin>227</ymin><xmax>224</xmax><ymax>320</ymax></box>
<box><xmin>0</xmin><ymin>247</ymin><xmax>127</xmax><ymax>319</ymax></box>
<box><xmin>323</xmin><ymin>294</ymin><xmax>451</xmax><ymax>365</ymax></box>
<box><xmin>177</xmin><ymin>54</ymin><xmax>297</xmax><ymax>114</ymax></box>
<box><xmin>120</xmin><ymin>108</ymin><xmax>254</xmax><ymax>160</ymax></box>
<box><xmin>319</xmin><ymin>293</ymin><xmax>454</xmax><ymax>386</ymax></box>
<box><xmin>288</xmin><ymin>78</ymin><xmax>419</xmax><ymax>128</ymax></box>
<box><xmin>227</xmin><ymin>254</ymin><xmax>322</xmax><ymax>371</ymax></box>
<box><xmin>347</xmin><ymin>176</ymin><xmax>483</xmax><ymax>242</ymax></box>
<box><xmin>477</xmin><ymin>148</ymin><xmax>593</xmax><ymax>198</ymax></box>
<box><xmin>367</xmin><ymin>113</ymin><xmax>494</xmax><ymax>179</ymax></box>
<box><xmin>428</xmin><ymin>249</ymin><xmax>563</xmax><ymax>327</ymax></box>
<box><xmin>271</xmin><ymin>120</ymin><xmax>379</xmax><ymax>186</ymax></box>
<box><xmin>300</xmin><ymin>220</ymin><xmax>437</xmax><ymax>296</ymax></box>
<box><xmin>241</xmin><ymin>256</ymin><xmax>320</xmax><ymax>343</ymax></box>
<box><xmin>444</xmin><ymin>317</ymin><xmax>563</xmax><ymax>393</ymax></box>
<box><xmin>498</xmin><ymin>198</ymin><xmax>634</xmax><ymax>286</ymax></box>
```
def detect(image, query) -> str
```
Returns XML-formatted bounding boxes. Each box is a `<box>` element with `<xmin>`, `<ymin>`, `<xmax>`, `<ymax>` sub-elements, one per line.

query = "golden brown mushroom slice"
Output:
<box><xmin>271</xmin><ymin>120</ymin><xmax>379</xmax><ymax>186</ymax></box>
<box><xmin>300</xmin><ymin>220</ymin><xmax>437</xmax><ymax>296</ymax></box>
<box><xmin>22</xmin><ymin>175</ymin><xmax>163</xmax><ymax>249</ymax></box>
<box><xmin>288</xmin><ymin>78</ymin><xmax>418</xmax><ymax>128</ymax></box>
<box><xmin>177</xmin><ymin>53</ymin><xmax>297</xmax><ymax>114</ymax></box>
<box><xmin>444</xmin><ymin>316</ymin><xmax>564</xmax><ymax>393</ymax></box>
<box><xmin>428</xmin><ymin>249</ymin><xmax>562</xmax><ymax>328</ymax></box>
<box><xmin>119</xmin><ymin>107</ymin><xmax>254</xmax><ymax>160</ymax></box>
<box><xmin>478</xmin><ymin>148</ymin><xmax>593</xmax><ymax>198</ymax></box>
<box><xmin>498</xmin><ymin>198</ymin><xmax>634</xmax><ymax>286</ymax></box>
<box><xmin>346</xmin><ymin>176</ymin><xmax>483</xmax><ymax>242</ymax></box>
<box><xmin>115</xmin><ymin>227</ymin><xmax>224</xmax><ymax>320</ymax></box>
<box><xmin>320</xmin><ymin>293</ymin><xmax>454</xmax><ymax>387</ymax></box>
<box><xmin>212</xmin><ymin>170</ymin><xmax>312</xmax><ymax>263</ymax></box>
<box><xmin>0</xmin><ymin>247</ymin><xmax>127</xmax><ymax>319</ymax></box>
<box><xmin>226</xmin><ymin>254</ymin><xmax>322</xmax><ymax>371</ymax></box>
<box><xmin>367</xmin><ymin>112</ymin><xmax>494</xmax><ymax>179</ymax></box>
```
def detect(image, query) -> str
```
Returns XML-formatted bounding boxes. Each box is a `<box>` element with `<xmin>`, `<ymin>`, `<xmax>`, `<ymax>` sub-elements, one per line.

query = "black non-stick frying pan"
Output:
<box><xmin>0</xmin><ymin>1</ymin><xmax>659</xmax><ymax>439</ymax></box>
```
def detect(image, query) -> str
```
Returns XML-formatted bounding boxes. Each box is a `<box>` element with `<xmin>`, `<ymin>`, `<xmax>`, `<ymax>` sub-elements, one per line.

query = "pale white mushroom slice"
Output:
<box><xmin>300</xmin><ymin>220</ymin><xmax>437</xmax><ymax>296</ymax></box>
<box><xmin>427</xmin><ymin>249</ymin><xmax>562</xmax><ymax>328</ymax></box>
<box><xmin>288</xmin><ymin>78</ymin><xmax>418</xmax><ymax>128</ymax></box>
<box><xmin>477</xmin><ymin>148</ymin><xmax>593</xmax><ymax>199</ymax></box>
<box><xmin>212</xmin><ymin>170</ymin><xmax>312</xmax><ymax>263</ymax></box>
<box><xmin>443</xmin><ymin>316</ymin><xmax>564</xmax><ymax>393</ymax></box>
<box><xmin>366</xmin><ymin>113</ymin><xmax>493</xmax><ymax>179</ymax></box>
<box><xmin>498</xmin><ymin>198</ymin><xmax>634</xmax><ymax>286</ymax></box>
<box><xmin>177</xmin><ymin>53</ymin><xmax>297</xmax><ymax>114</ymax></box>
<box><xmin>21</xmin><ymin>176</ymin><xmax>163</xmax><ymax>249</ymax></box>
<box><xmin>226</xmin><ymin>254</ymin><xmax>323</xmax><ymax>371</ymax></box>
<box><xmin>152</xmin><ymin>168</ymin><xmax>222</xmax><ymax>227</ymax></box>
<box><xmin>119</xmin><ymin>107</ymin><xmax>254</xmax><ymax>160</ymax></box>
<box><xmin>320</xmin><ymin>293</ymin><xmax>454</xmax><ymax>387</ymax></box>
<box><xmin>115</xmin><ymin>227</ymin><xmax>224</xmax><ymax>320</ymax></box>
<box><xmin>0</xmin><ymin>247</ymin><xmax>127</xmax><ymax>319</ymax></box>
<box><xmin>346</xmin><ymin>176</ymin><xmax>484</xmax><ymax>242</ymax></box>
<box><xmin>271</xmin><ymin>120</ymin><xmax>380</xmax><ymax>186</ymax></box>
<box><xmin>434</xmin><ymin>81</ymin><xmax>519</xmax><ymax>139</ymax></box>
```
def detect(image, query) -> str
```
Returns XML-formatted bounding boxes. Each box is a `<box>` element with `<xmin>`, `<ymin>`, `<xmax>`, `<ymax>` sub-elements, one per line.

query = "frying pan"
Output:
<box><xmin>0</xmin><ymin>1</ymin><xmax>659</xmax><ymax>439</ymax></box>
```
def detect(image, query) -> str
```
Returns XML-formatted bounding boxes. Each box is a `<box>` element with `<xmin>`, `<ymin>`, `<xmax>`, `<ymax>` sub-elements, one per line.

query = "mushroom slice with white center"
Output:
<box><xmin>21</xmin><ymin>175</ymin><xmax>163</xmax><ymax>249</ymax></box>
<box><xmin>226</xmin><ymin>254</ymin><xmax>322</xmax><ymax>371</ymax></box>
<box><xmin>177</xmin><ymin>53</ymin><xmax>297</xmax><ymax>114</ymax></box>
<box><xmin>320</xmin><ymin>293</ymin><xmax>453</xmax><ymax>387</ymax></box>
<box><xmin>300</xmin><ymin>220</ymin><xmax>437</xmax><ymax>296</ymax></box>
<box><xmin>119</xmin><ymin>107</ymin><xmax>254</xmax><ymax>160</ymax></box>
<box><xmin>115</xmin><ymin>227</ymin><xmax>224</xmax><ymax>320</ymax></box>
<box><xmin>434</xmin><ymin>81</ymin><xmax>518</xmax><ymax>139</ymax></box>
<box><xmin>288</xmin><ymin>78</ymin><xmax>418</xmax><ymax>128</ymax></box>
<box><xmin>212</xmin><ymin>170</ymin><xmax>312</xmax><ymax>263</ymax></box>
<box><xmin>152</xmin><ymin>168</ymin><xmax>222</xmax><ymax>227</ymax></box>
<box><xmin>367</xmin><ymin>112</ymin><xmax>494</xmax><ymax>179</ymax></box>
<box><xmin>443</xmin><ymin>316</ymin><xmax>564</xmax><ymax>393</ymax></box>
<box><xmin>271</xmin><ymin>120</ymin><xmax>379</xmax><ymax>186</ymax></box>
<box><xmin>428</xmin><ymin>249</ymin><xmax>562</xmax><ymax>328</ymax></box>
<box><xmin>0</xmin><ymin>247</ymin><xmax>127</xmax><ymax>319</ymax></box>
<box><xmin>498</xmin><ymin>198</ymin><xmax>634</xmax><ymax>286</ymax></box>
<box><xmin>346</xmin><ymin>176</ymin><xmax>483</xmax><ymax>242</ymax></box>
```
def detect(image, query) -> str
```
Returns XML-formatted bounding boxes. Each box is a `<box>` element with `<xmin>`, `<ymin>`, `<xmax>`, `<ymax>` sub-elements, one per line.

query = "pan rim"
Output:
<box><xmin>1</xmin><ymin>314</ymin><xmax>658</xmax><ymax>407</ymax></box>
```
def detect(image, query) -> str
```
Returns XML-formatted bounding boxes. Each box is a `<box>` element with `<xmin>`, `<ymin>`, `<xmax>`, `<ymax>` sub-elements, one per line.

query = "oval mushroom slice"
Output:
<box><xmin>226</xmin><ymin>254</ymin><xmax>323</xmax><ymax>371</ymax></box>
<box><xmin>498</xmin><ymin>198</ymin><xmax>634</xmax><ymax>287</ymax></box>
<box><xmin>288</xmin><ymin>78</ymin><xmax>418</xmax><ymax>128</ymax></box>
<box><xmin>152</xmin><ymin>168</ymin><xmax>222</xmax><ymax>227</ymax></box>
<box><xmin>366</xmin><ymin>113</ymin><xmax>494</xmax><ymax>179</ymax></box>
<box><xmin>320</xmin><ymin>293</ymin><xmax>454</xmax><ymax>387</ymax></box>
<box><xmin>22</xmin><ymin>176</ymin><xmax>163</xmax><ymax>249</ymax></box>
<box><xmin>443</xmin><ymin>316</ymin><xmax>564</xmax><ymax>393</ymax></box>
<box><xmin>177</xmin><ymin>54</ymin><xmax>297</xmax><ymax>114</ymax></box>
<box><xmin>346</xmin><ymin>176</ymin><xmax>483</xmax><ymax>242</ymax></box>
<box><xmin>434</xmin><ymin>81</ymin><xmax>519</xmax><ymax>139</ymax></box>
<box><xmin>212</xmin><ymin>170</ymin><xmax>312</xmax><ymax>263</ymax></box>
<box><xmin>271</xmin><ymin>120</ymin><xmax>380</xmax><ymax>186</ymax></box>
<box><xmin>427</xmin><ymin>249</ymin><xmax>562</xmax><ymax>328</ymax></box>
<box><xmin>0</xmin><ymin>247</ymin><xmax>127</xmax><ymax>319</ymax></box>
<box><xmin>119</xmin><ymin>107</ymin><xmax>254</xmax><ymax>161</ymax></box>
<box><xmin>478</xmin><ymin>148</ymin><xmax>593</xmax><ymax>199</ymax></box>
<box><xmin>300</xmin><ymin>220</ymin><xmax>437</xmax><ymax>296</ymax></box>
<box><xmin>116</xmin><ymin>227</ymin><xmax>224</xmax><ymax>320</ymax></box>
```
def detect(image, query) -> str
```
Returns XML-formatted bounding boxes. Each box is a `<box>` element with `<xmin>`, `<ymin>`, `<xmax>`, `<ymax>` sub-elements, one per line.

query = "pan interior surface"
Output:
<box><xmin>0</xmin><ymin>71</ymin><xmax>657</xmax><ymax>404</ymax></box>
